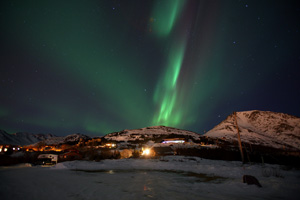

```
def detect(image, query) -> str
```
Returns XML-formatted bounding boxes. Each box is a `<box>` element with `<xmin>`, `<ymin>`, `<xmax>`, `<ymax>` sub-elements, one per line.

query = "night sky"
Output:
<box><xmin>1</xmin><ymin>0</ymin><xmax>300</xmax><ymax>136</ymax></box>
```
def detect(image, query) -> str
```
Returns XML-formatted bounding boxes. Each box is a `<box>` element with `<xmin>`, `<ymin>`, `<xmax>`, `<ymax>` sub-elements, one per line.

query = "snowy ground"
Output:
<box><xmin>0</xmin><ymin>156</ymin><xmax>299</xmax><ymax>200</ymax></box>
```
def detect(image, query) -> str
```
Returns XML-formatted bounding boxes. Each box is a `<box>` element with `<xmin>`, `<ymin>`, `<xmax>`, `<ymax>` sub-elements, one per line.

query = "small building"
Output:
<box><xmin>104</xmin><ymin>143</ymin><xmax>117</xmax><ymax>148</ymax></box>
<box><xmin>37</xmin><ymin>154</ymin><xmax>58</xmax><ymax>165</ymax></box>
<box><xmin>161</xmin><ymin>138</ymin><xmax>185</xmax><ymax>144</ymax></box>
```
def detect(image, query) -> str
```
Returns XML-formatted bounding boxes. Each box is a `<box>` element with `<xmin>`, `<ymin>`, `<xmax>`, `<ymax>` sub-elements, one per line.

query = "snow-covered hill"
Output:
<box><xmin>0</xmin><ymin>130</ymin><xmax>55</xmax><ymax>146</ymax></box>
<box><xmin>204</xmin><ymin>110</ymin><xmax>300</xmax><ymax>150</ymax></box>
<box><xmin>104</xmin><ymin>126</ymin><xmax>202</xmax><ymax>142</ymax></box>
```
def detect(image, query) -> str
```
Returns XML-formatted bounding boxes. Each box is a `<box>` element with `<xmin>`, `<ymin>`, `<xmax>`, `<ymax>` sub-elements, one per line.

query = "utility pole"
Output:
<box><xmin>234</xmin><ymin>112</ymin><xmax>245</xmax><ymax>163</ymax></box>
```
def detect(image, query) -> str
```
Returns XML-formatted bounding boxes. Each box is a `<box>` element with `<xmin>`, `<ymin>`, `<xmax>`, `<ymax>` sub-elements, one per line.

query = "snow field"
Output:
<box><xmin>1</xmin><ymin>156</ymin><xmax>299</xmax><ymax>200</ymax></box>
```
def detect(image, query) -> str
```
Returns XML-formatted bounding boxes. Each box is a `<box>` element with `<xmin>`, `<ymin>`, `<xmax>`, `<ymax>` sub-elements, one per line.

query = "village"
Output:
<box><xmin>0</xmin><ymin>135</ymin><xmax>221</xmax><ymax>166</ymax></box>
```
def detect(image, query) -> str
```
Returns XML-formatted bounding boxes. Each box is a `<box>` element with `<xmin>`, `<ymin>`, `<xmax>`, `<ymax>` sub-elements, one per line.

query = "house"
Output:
<box><xmin>104</xmin><ymin>143</ymin><xmax>117</xmax><ymax>148</ymax></box>
<box><xmin>161</xmin><ymin>138</ymin><xmax>185</xmax><ymax>144</ymax></box>
<box><xmin>37</xmin><ymin>154</ymin><xmax>58</xmax><ymax>165</ymax></box>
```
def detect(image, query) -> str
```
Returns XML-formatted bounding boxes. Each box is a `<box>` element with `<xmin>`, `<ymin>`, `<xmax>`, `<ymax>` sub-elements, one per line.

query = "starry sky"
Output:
<box><xmin>1</xmin><ymin>0</ymin><xmax>300</xmax><ymax>136</ymax></box>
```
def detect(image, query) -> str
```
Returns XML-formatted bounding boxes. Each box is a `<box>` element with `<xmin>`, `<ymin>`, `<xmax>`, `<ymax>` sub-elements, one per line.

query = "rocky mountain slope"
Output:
<box><xmin>104</xmin><ymin>126</ymin><xmax>202</xmax><ymax>142</ymax></box>
<box><xmin>0</xmin><ymin>130</ymin><xmax>55</xmax><ymax>146</ymax></box>
<box><xmin>0</xmin><ymin>130</ymin><xmax>91</xmax><ymax>146</ymax></box>
<box><xmin>204</xmin><ymin>110</ymin><xmax>300</xmax><ymax>150</ymax></box>
<box><xmin>39</xmin><ymin>133</ymin><xmax>91</xmax><ymax>145</ymax></box>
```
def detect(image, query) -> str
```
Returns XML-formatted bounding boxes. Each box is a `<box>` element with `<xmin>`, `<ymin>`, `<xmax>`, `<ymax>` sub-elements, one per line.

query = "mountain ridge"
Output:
<box><xmin>103</xmin><ymin>125</ymin><xmax>202</xmax><ymax>142</ymax></box>
<box><xmin>0</xmin><ymin>130</ymin><xmax>56</xmax><ymax>146</ymax></box>
<box><xmin>1</xmin><ymin>110</ymin><xmax>300</xmax><ymax>151</ymax></box>
<box><xmin>204</xmin><ymin>110</ymin><xmax>300</xmax><ymax>150</ymax></box>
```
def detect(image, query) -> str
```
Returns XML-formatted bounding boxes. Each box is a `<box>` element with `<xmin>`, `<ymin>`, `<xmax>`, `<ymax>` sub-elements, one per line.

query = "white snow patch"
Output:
<box><xmin>1</xmin><ymin>157</ymin><xmax>299</xmax><ymax>200</ymax></box>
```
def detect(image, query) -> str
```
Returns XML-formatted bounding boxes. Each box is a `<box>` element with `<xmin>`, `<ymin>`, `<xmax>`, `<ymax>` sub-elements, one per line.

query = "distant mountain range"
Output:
<box><xmin>0</xmin><ymin>130</ymin><xmax>55</xmax><ymax>146</ymax></box>
<box><xmin>1</xmin><ymin>110</ymin><xmax>300</xmax><ymax>151</ymax></box>
<box><xmin>39</xmin><ymin>134</ymin><xmax>91</xmax><ymax>145</ymax></box>
<box><xmin>0</xmin><ymin>130</ymin><xmax>91</xmax><ymax>146</ymax></box>
<box><xmin>204</xmin><ymin>110</ymin><xmax>300</xmax><ymax>151</ymax></box>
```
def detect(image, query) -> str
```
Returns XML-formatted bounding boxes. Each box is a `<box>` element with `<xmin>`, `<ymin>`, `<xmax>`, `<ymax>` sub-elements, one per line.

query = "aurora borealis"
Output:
<box><xmin>1</xmin><ymin>0</ymin><xmax>300</xmax><ymax>136</ymax></box>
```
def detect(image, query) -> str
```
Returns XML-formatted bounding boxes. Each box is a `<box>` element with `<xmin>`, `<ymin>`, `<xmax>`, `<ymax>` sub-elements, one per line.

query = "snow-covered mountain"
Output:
<box><xmin>2</xmin><ymin>110</ymin><xmax>299</xmax><ymax>151</ymax></box>
<box><xmin>104</xmin><ymin>126</ymin><xmax>202</xmax><ymax>142</ymax></box>
<box><xmin>0</xmin><ymin>130</ymin><xmax>91</xmax><ymax>146</ymax></box>
<box><xmin>204</xmin><ymin>110</ymin><xmax>300</xmax><ymax>150</ymax></box>
<box><xmin>0</xmin><ymin>130</ymin><xmax>55</xmax><ymax>146</ymax></box>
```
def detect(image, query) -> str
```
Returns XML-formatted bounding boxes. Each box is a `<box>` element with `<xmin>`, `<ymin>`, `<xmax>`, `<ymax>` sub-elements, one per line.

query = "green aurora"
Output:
<box><xmin>1</xmin><ymin>0</ymin><xmax>299</xmax><ymax>136</ymax></box>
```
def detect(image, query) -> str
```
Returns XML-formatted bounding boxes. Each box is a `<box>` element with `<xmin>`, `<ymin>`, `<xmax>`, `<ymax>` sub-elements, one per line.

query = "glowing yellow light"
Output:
<box><xmin>142</xmin><ymin>148</ymin><xmax>150</xmax><ymax>156</ymax></box>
